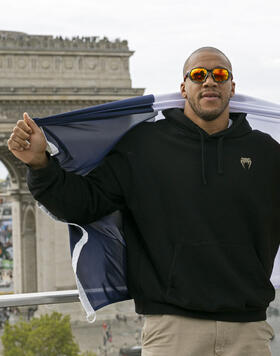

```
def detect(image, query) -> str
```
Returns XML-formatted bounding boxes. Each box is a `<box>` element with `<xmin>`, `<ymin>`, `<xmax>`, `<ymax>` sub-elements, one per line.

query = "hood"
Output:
<box><xmin>162</xmin><ymin>108</ymin><xmax>252</xmax><ymax>139</ymax></box>
<box><xmin>162</xmin><ymin>108</ymin><xmax>252</xmax><ymax>184</ymax></box>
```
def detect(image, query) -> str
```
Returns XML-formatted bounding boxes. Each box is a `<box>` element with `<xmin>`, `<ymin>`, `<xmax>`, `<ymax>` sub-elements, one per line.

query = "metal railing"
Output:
<box><xmin>0</xmin><ymin>290</ymin><xmax>79</xmax><ymax>307</ymax></box>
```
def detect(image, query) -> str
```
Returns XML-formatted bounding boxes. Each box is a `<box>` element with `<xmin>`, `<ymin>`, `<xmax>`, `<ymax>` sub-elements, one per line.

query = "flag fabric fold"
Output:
<box><xmin>33</xmin><ymin>92</ymin><xmax>280</xmax><ymax>322</ymax></box>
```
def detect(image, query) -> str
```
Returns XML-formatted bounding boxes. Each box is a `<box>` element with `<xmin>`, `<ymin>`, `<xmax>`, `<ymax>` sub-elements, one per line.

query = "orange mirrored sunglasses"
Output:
<box><xmin>184</xmin><ymin>67</ymin><xmax>232</xmax><ymax>83</ymax></box>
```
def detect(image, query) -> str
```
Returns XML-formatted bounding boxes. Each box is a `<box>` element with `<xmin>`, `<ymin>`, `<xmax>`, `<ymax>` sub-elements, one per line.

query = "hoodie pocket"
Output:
<box><xmin>166</xmin><ymin>242</ymin><xmax>274</xmax><ymax>312</ymax></box>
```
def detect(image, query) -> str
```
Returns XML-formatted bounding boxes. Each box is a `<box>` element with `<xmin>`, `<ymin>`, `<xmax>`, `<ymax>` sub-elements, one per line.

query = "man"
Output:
<box><xmin>8</xmin><ymin>47</ymin><xmax>279</xmax><ymax>356</ymax></box>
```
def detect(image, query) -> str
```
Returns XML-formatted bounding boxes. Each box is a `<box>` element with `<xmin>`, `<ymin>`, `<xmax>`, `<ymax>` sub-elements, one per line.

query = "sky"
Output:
<box><xmin>0</xmin><ymin>0</ymin><xmax>279</xmax><ymax>178</ymax></box>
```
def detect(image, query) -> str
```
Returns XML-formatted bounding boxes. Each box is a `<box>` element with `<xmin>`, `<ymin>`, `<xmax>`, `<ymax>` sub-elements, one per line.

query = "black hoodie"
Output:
<box><xmin>28</xmin><ymin>109</ymin><xmax>280</xmax><ymax>322</ymax></box>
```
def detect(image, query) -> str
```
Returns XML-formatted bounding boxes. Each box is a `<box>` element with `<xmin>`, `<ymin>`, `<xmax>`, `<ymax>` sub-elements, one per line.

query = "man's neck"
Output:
<box><xmin>184</xmin><ymin>107</ymin><xmax>230</xmax><ymax>135</ymax></box>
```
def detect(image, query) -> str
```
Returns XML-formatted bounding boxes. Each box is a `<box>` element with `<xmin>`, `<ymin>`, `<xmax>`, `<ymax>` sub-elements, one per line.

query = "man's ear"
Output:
<box><xmin>180</xmin><ymin>82</ymin><xmax>187</xmax><ymax>99</ymax></box>
<box><xmin>230</xmin><ymin>80</ymin><xmax>236</xmax><ymax>98</ymax></box>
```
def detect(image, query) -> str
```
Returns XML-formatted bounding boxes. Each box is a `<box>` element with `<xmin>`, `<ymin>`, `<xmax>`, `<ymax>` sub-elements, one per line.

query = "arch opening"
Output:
<box><xmin>0</xmin><ymin>160</ymin><xmax>13</xmax><ymax>294</ymax></box>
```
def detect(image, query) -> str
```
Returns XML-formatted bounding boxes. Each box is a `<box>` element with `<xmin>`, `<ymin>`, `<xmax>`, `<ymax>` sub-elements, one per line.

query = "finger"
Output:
<box><xmin>16</xmin><ymin>119</ymin><xmax>32</xmax><ymax>135</ymax></box>
<box><xmin>7</xmin><ymin>138</ymin><xmax>24</xmax><ymax>152</ymax></box>
<box><xmin>23</xmin><ymin>113</ymin><xmax>40</xmax><ymax>133</ymax></box>
<box><xmin>13</xmin><ymin>126</ymin><xmax>31</xmax><ymax>141</ymax></box>
<box><xmin>9</xmin><ymin>134</ymin><xmax>30</xmax><ymax>149</ymax></box>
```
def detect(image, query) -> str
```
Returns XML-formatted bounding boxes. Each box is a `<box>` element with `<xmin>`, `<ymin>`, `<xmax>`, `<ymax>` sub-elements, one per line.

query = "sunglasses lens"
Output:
<box><xmin>212</xmin><ymin>68</ymin><xmax>229</xmax><ymax>82</ymax></box>
<box><xmin>190</xmin><ymin>68</ymin><xmax>207</xmax><ymax>82</ymax></box>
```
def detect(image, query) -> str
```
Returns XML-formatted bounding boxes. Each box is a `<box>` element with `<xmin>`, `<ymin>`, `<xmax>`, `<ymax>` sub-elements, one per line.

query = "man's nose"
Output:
<box><xmin>202</xmin><ymin>74</ymin><xmax>217</xmax><ymax>87</ymax></box>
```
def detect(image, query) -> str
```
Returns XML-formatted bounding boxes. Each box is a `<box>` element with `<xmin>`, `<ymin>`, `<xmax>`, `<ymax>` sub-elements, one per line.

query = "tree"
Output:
<box><xmin>1</xmin><ymin>311</ymin><xmax>96</xmax><ymax>356</ymax></box>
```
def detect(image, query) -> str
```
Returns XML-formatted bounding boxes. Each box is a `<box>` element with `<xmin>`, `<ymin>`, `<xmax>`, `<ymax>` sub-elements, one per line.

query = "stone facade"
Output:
<box><xmin>0</xmin><ymin>31</ymin><xmax>141</xmax><ymax>98</ymax></box>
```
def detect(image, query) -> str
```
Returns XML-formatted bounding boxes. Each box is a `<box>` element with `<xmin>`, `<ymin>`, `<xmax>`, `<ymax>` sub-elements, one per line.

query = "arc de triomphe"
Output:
<box><xmin>0</xmin><ymin>30</ymin><xmax>143</xmax><ymax>303</ymax></box>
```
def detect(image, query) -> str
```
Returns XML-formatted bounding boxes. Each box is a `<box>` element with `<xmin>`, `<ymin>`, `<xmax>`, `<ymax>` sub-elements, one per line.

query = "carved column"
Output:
<box><xmin>22</xmin><ymin>206</ymin><xmax>37</xmax><ymax>293</ymax></box>
<box><xmin>9</xmin><ymin>191</ymin><xmax>22</xmax><ymax>293</ymax></box>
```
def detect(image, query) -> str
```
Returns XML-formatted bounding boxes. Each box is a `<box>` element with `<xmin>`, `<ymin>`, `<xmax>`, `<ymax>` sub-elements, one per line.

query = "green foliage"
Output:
<box><xmin>1</xmin><ymin>311</ymin><xmax>95</xmax><ymax>356</ymax></box>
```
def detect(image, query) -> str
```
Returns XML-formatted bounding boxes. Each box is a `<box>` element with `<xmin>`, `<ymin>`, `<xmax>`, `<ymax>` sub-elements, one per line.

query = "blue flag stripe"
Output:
<box><xmin>34</xmin><ymin>94</ymin><xmax>155</xmax><ymax>126</ymax></box>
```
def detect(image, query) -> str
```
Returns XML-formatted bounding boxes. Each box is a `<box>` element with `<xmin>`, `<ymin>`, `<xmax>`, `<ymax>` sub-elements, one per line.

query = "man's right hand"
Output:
<box><xmin>7</xmin><ymin>113</ymin><xmax>48</xmax><ymax>169</ymax></box>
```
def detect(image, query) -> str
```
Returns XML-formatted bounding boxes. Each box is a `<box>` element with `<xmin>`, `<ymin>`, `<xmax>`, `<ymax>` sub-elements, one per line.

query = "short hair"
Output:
<box><xmin>183</xmin><ymin>47</ymin><xmax>232</xmax><ymax>76</ymax></box>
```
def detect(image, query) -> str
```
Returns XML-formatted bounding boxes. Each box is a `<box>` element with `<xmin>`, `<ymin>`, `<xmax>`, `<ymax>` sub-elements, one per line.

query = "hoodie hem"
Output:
<box><xmin>135</xmin><ymin>300</ymin><xmax>267</xmax><ymax>322</ymax></box>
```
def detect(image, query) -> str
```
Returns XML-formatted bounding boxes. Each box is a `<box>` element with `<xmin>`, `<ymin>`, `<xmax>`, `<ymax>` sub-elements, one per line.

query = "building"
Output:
<box><xmin>0</xmin><ymin>30</ymin><xmax>144</xmax><ymax>354</ymax></box>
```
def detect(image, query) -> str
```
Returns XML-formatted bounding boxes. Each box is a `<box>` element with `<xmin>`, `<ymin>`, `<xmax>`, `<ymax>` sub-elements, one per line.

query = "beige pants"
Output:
<box><xmin>141</xmin><ymin>315</ymin><xmax>274</xmax><ymax>356</ymax></box>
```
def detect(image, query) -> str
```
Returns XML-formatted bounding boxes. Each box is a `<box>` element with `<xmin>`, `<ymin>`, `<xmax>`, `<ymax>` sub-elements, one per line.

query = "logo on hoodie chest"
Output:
<box><xmin>240</xmin><ymin>157</ymin><xmax>252</xmax><ymax>170</ymax></box>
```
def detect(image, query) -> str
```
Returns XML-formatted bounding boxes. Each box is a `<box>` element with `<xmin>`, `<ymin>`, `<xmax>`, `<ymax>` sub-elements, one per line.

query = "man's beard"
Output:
<box><xmin>188</xmin><ymin>96</ymin><xmax>230</xmax><ymax>121</ymax></box>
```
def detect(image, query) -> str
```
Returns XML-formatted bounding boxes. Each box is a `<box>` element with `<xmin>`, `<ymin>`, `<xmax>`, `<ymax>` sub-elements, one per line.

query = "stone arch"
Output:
<box><xmin>0</xmin><ymin>148</ymin><xmax>35</xmax><ymax>293</ymax></box>
<box><xmin>0</xmin><ymin>157</ymin><xmax>18</xmax><ymax>186</ymax></box>
<box><xmin>22</xmin><ymin>205</ymin><xmax>37</xmax><ymax>292</ymax></box>
<box><xmin>0</xmin><ymin>145</ymin><xmax>27</xmax><ymax>191</ymax></box>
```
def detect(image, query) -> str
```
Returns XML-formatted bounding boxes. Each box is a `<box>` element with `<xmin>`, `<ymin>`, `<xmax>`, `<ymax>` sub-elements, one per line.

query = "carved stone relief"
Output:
<box><xmin>0</xmin><ymin>101</ymin><xmax>104</xmax><ymax>121</ymax></box>
<box><xmin>63</xmin><ymin>57</ymin><xmax>74</xmax><ymax>70</ymax></box>
<box><xmin>16</xmin><ymin>56</ymin><xmax>28</xmax><ymax>70</ymax></box>
<box><xmin>40</xmin><ymin>57</ymin><xmax>51</xmax><ymax>70</ymax></box>
<box><xmin>0</xmin><ymin>54</ymin><xmax>129</xmax><ymax>79</ymax></box>
<box><xmin>110</xmin><ymin>58</ymin><xmax>120</xmax><ymax>71</ymax></box>
<box><xmin>84</xmin><ymin>57</ymin><xmax>98</xmax><ymax>71</ymax></box>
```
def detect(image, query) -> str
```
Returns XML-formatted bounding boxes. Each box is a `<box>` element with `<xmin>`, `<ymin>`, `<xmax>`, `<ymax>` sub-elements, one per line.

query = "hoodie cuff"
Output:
<box><xmin>26</xmin><ymin>152</ymin><xmax>59</xmax><ymax>180</ymax></box>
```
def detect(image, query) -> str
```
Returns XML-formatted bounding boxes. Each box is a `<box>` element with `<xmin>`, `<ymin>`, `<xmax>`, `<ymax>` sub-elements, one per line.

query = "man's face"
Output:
<box><xmin>180</xmin><ymin>51</ymin><xmax>235</xmax><ymax>121</ymax></box>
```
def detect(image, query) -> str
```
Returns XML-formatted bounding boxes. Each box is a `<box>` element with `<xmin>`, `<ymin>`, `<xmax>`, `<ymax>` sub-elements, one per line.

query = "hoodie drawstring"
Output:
<box><xmin>199</xmin><ymin>132</ymin><xmax>207</xmax><ymax>185</ymax></box>
<box><xmin>199</xmin><ymin>133</ymin><xmax>225</xmax><ymax>185</ymax></box>
<box><xmin>217</xmin><ymin>136</ymin><xmax>224</xmax><ymax>175</ymax></box>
